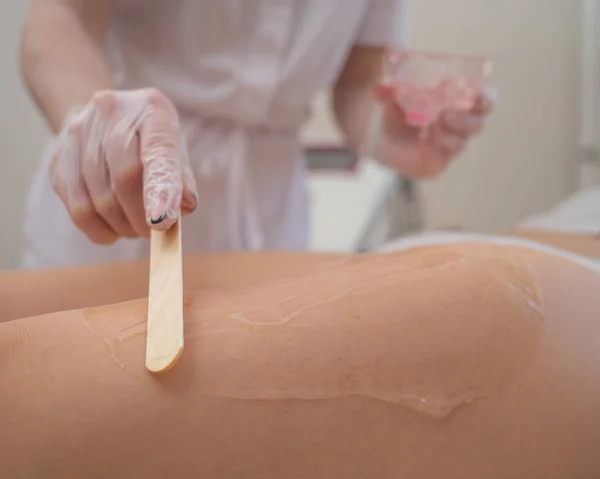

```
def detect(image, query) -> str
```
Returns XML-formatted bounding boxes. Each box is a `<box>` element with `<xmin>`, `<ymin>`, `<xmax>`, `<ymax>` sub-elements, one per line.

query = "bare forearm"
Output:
<box><xmin>331</xmin><ymin>46</ymin><xmax>380</xmax><ymax>152</ymax></box>
<box><xmin>20</xmin><ymin>1</ymin><xmax>115</xmax><ymax>133</ymax></box>
<box><xmin>331</xmin><ymin>85</ymin><xmax>377</xmax><ymax>153</ymax></box>
<box><xmin>332</xmin><ymin>45</ymin><xmax>420</xmax><ymax>165</ymax></box>
<box><xmin>334</xmin><ymin>86</ymin><xmax>424</xmax><ymax>172</ymax></box>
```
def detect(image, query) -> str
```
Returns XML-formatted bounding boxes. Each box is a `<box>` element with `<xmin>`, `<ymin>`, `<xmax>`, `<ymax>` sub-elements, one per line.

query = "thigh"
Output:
<box><xmin>0</xmin><ymin>252</ymin><xmax>346</xmax><ymax>322</ymax></box>
<box><xmin>503</xmin><ymin>229</ymin><xmax>600</xmax><ymax>260</ymax></box>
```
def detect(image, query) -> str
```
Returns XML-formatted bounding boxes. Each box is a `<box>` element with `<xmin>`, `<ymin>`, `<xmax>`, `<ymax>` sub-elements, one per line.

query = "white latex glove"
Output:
<box><xmin>50</xmin><ymin>88</ymin><xmax>198</xmax><ymax>244</ymax></box>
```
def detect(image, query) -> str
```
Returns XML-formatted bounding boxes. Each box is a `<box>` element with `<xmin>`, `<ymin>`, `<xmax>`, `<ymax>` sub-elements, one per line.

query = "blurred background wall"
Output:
<box><xmin>0</xmin><ymin>1</ymin><xmax>49</xmax><ymax>268</ymax></box>
<box><xmin>0</xmin><ymin>0</ymin><xmax>585</xmax><ymax>267</ymax></box>
<box><xmin>304</xmin><ymin>0</ymin><xmax>581</xmax><ymax>236</ymax></box>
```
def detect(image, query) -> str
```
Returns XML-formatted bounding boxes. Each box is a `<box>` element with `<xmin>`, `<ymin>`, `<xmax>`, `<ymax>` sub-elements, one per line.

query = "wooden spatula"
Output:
<box><xmin>146</xmin><ymin>217</ymin><xmax>184</xmax><ymax>373</ymax></box>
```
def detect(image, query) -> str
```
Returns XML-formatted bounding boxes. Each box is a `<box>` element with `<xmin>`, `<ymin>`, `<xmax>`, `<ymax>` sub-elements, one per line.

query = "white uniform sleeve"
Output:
<box><xmin>355</xmin><ymin>0</ymin><xmax>409</xmax><ymax>47</ymax></box>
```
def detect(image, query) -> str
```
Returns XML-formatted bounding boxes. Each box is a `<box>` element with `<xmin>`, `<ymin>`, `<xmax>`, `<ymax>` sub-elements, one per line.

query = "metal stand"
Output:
<box><xmin>354</xmin><ymin>173</ymin><xmax>423</xmax><ymax>253</ymax></box>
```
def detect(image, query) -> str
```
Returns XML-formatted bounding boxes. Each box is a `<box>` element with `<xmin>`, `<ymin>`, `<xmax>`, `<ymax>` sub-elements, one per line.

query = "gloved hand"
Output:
<box><xmin>50</xmin><ymin>88</ymin><xmax>198</xmax><ymax>244</ymax></box>
<box><xmin>374</xmin><ymin>83</ymin><xmax>497</xmax><ymax>178</ymax></box>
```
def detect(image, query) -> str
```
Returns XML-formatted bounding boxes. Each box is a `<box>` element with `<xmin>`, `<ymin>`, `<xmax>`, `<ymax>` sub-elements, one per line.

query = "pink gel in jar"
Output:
<box><xmin>384</xmin><ymin>49</ymin><xmax>492</xmax><ymax>127</ymax></box>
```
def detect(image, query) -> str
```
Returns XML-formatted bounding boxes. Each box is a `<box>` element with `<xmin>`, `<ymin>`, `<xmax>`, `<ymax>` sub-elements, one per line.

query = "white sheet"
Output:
<box><xmin>380</xmin><ymin>231</ymin><xmax>600</xmax><ymax>271</ymax></box>
<box><xmin>517</xmin><ymin>187</ymin><xmax>600</xmax><ymax>235</ymax></box>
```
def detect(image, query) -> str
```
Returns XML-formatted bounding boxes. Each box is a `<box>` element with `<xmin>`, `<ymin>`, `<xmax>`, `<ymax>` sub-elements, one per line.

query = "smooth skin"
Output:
<box><xmin>2</xmin><ymin>228</ymin><xmax>593</xmax><ymax>322</ymax></box>
<box><xmin>1</xmin><ymin>230</ymin><xmax>600</xmax><ymax>478</ymax></box>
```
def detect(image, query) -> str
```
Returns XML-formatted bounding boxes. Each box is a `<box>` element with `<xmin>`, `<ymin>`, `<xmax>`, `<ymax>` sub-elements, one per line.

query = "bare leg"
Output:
<box><xmin>3</xmin><ymin>229</ymin><xmax>598</xmax><ymax>323</ymax></box>
<box><xmin>0</xmin><ymin>252</ymin><xmax>345</xmax><ymax>322</ymax></box>
<box><xmin>503</xmin><ymin>229</ymin><xmax>600</xmax><ymax>260</ymax></box>
<box><xmin>2</xmin><ymin>242</ymin><xmax>600</xmax><ymax>478</ymax></box>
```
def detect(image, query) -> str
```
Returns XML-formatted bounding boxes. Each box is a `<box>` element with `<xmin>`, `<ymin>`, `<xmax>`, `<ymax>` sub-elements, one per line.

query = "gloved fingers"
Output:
<box><xmin>442</xmin><ymin>87</ymin><xmax>495</xmax><ymax>137</ymax></box>
<box><xmin>83</xmin><ymin>192</ymin><xmax>137</xmax><ymax>239</ymax></box>
<box><xmin>420</xmin><ymin>86</ymin><xmax>496</xmax><ymax>171</ymax></box>
<box><xmin>106</xmin><ymin>132</ymin><xmax>149</xmax><ymax>237</ymax></box>
<box><xmin>373</xmin><ymin>82</ymin><xmax>396</xmax><ymax>103</ymax></box>
<box><xmin>69</xmin><ymin>200</ymin><xmax>120</xmax><ymax>245</ymax></box>
<box><xmin>80</xmin><ymin>100</ymin><xmax>138</xmax><ymax>238</ymax></box>
<box><xmin>427</xmin><ymin>121</ymin><xmax>466</xmax><ymax>157</ymax></box>
<box><xmin>441</xmin><ymin>110</ymin><xmax>485</xmax><ymax>138</ymax></box>
<box><xmin>181</xmin><ymin>163</ymin><xmax>198</xmax><ymax>215</ymax></box>
<box><xmin>138</xmin><ymin>89</ymin><xmax>186</xmax><ymax>230</ymax></box>
<box><xmin>50</xmin><ymin>122</ymin><xmax>118</xmax><ymax>245</ymax></box>
<box><xmin>84</xmin><ymin>165</ymin><xmax>139</xmax><ymax>240</ymax></box>
<box><xmin>98</xmin><ymin>93</ymin><xmax>150</xmax><ymax>238</ymax></box>
<box><xmin>419</xmin><ymin>143</ymin><xmax>452</xmax><ymax>178</ymax></box>
<box><xmin>179</xmin><ymin>134</ymin><xmax>198</xmax><ymax>215</ymax></box>
<box><xmin>472</xmin><ymin>86</ymin><xmax>498</xmax><ymax>115</ymax></box>
<box><xmin>439</xmin><ymin>85</ymin><xmax>495</xmax><ymax>137</ymax></box>
<box><xmin>417</xmin><ymin>123</ymin><xmax>464</xmax><ymax>177</ymax></box>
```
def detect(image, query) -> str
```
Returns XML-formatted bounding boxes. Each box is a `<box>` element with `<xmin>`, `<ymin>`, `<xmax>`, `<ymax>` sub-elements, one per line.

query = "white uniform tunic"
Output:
<box><xmin>23</xmin><ymin>0</ymin><xmax>406</xmax><ymax>269</ymax></box>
